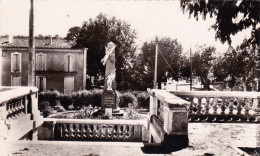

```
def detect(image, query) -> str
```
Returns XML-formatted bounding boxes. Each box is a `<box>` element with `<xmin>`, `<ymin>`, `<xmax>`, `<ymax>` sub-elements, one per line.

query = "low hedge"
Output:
<box><xmin>38</xmin><ymin>90</ymin><xmax>149</xmax><ymax>110</ymax></box>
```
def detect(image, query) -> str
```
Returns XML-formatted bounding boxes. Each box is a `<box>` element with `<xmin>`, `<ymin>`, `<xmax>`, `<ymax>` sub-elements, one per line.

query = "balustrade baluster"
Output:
<box><xmin>212</xmin><ymin>98</ymin><xmax>219</xmax><ymax>121</ymax></box>
<box><xmin>204</xmin><ymin>98</ymin><xmax>210</xmax><ymax>115</ymax></box>
<box><xmin>244</xmin><ymin>99</ymin><xmax>250</xmax><ymax>121</ymax></box>
<box><xmin>113</xmin><ymin>125</ymin><xmax>118</xmax><ymax>139</ymax></box>
<box><xmin>253</xmin><ymin>98</ymin><xmax>260</xmax><ymax>122</ymax></box>
<box><xmin>236</xmin><ymin>98</ymin><xmax>242</xmax><ymax>121</ymax></box>
<box><xmin>82</xmin><ymin>125</ymin><xmax>87</xmax><ymax>138</ymax></box>
<box><xmin>63</xmin><ymin>124</ymin><xmax>69</xmax><ymax>138</ymax></box>
<box><xmin>69</xmin><ymin>124</ymin><xmax>75</xmax><ymax>138</ymax></box>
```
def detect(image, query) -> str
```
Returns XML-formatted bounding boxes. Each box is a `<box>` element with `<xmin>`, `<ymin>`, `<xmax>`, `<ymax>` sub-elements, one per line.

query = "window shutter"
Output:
<box><xmin>64</xmin><ymin>55</ymin><xmax>69</xmax><ymax>72</ymax></box>
<box><xmin>43</xmin><ymin>77</ymin><xmax>46</xmax><ymax>91</ymax></box>
<box><xmin>36</xmin><ymin>54</ymin><xmax>41</xmax><ymax>70</ymax></box>
<box><xmin>43</xmin><ymin>54</ymin><xmax>46</xmax><ymax>71</ymax></box>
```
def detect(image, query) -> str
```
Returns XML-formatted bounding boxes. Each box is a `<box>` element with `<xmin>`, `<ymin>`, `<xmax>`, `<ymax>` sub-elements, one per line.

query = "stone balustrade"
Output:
<box><xmin>172</xmin><ymin>91</ymin><xmax>260</xmax><ymax>122</ymax></box>
<box><xmin>0</xmin><ymin>86</ymin><xmax>42</xmax><ymax>140</ymax></box>
<box><xmin>38</xmin><ymin>118</ymin><xmax>148</xmax><ymax>142</ymax></box>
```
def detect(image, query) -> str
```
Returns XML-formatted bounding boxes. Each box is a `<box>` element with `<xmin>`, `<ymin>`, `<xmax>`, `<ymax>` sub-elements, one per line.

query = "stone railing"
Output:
<box><xmin>0</xmin><ymin>86</ymin><xmax>42</xmax><ymax>140</ymax></box>
<box><xmin>171</xmin><ymin>91</ymin><xmax>260</xmax><ymax>122</ymax></box>
<box><xmin>147</xmin><ymin>89</ymin><xmax>190</xmax><ymax>148</ymax></box>
<box><xmin>38</xmin><ymin>118</ymin><xmax>148</xmax><ymax>142</ymax></box>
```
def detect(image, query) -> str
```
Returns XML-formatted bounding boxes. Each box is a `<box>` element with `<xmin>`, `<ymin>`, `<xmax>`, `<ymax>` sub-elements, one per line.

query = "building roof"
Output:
<box><xmin>0</xmin><ymin>35</ymin><xmax>73</xmax><ymax>49</ymax></box>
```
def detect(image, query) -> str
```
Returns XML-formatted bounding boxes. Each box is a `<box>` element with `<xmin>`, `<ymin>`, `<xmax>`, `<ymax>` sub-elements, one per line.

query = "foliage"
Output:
<box><xmin>38</xmin><ymin>90</ymin><xmax>150</xmax><ymax>111</ymax></box>
<box><xmin>58</xmin><ymin>93</ymin><xmax>74</xmax><ymax>110</ymax></box>
<box><xmin>38</xmin><ymin>101</ymin><xmax>50</xmax><ymax>112</ymax></box>
<box><xmin>136</xmin><ymin>92</ymin><xmax>150</xmax><ymax>109</ymax></box>
<box><xmin>134</xmin><ymin>37</ymin><xmax>184</xmax><ymax>89</ymax></box>
<box><xmin>38</xmin><ymin>90</ymin><xmax>60</xmax><ymax>107</ymax></box>
<box><xmin>38</xmin><ymin>101</ymin><xmax>53</xmax><ymax>118</ymax></box>
<box><xmin>66</xmin><ymin>13</ymin><xmax>137</xmax><ymax>90</ymax></box>
<box><xmin>191</xmin><ymin>45</ymin><xmax>216</xmax><ymax>90</ymax></box>
<box><xmin>118</xmin><ymin>92</ymin><xmax>137</xmax><ymax>108</ymax></box>
<box><xmin>181</xmin><ymin>0</ymin><xmax>260</xmax><ymax>48</ymax></box>
<box><xmin>215</xmin><ymin>43</ymin><xmax>258</xmax><ymax>90</ymax></box>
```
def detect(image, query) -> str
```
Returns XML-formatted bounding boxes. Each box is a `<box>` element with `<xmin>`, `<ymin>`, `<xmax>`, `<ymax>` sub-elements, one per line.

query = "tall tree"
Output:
<box><xmin>192</xmin><ymin>46</ymin><xmax>216</xmax><ymax>90</ymax></box>
<box><xmin>181</xmin><ymin>0</ymin><xmax>260</xmax><ymax>48</ymax></box>
<box><xmin>66</xmin><ymin>14</ymin><xmax>137</xmax><ymax>90</ymax></box>
<box><xmin>135</xmin><ymin>37</ymin><xmax>183</xmax><ymax>89</ymax></box>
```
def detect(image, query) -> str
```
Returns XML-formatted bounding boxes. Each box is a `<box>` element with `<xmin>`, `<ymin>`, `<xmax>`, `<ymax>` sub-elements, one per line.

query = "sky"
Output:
<box><xmin>0</xmin><ymin>0</ymin><xmax>251</xmax><ymax>53</ymax></box>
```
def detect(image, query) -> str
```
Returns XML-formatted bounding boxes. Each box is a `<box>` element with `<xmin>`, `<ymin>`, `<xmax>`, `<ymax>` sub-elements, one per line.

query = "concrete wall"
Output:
<box><xmin>1</xmin><ymin>47</ymin><xmax>86</xmax><ymax>92</ymax></box>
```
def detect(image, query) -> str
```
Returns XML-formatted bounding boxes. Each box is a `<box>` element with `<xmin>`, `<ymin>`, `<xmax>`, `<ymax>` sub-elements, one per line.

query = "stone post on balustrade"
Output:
<box><xmin>162</xmin><ymin>98</ymin><xmax>189</xmax><ymax>149</ymax></box>
<box><xmin>147</xmin><ymin>89</ymin><xmax>189</xmax><ymax>150</ymax></box>
<box><xmin>29</xmin><ymin>90</ymin><xmax>43</xmax><ymax>140</ymax></box>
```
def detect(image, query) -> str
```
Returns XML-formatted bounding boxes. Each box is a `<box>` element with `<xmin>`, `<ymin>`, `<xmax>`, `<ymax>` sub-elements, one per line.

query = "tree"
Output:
<box><xmin>219</xmin><ymin>43</ymin><xmax>258</xmax><ymax>90</ymax></box>
<box><xmin>66</xmin><ymin>14</ymin><xmax>137</xmax><ymax>90</ymax></box>
<box><xmin>65</xmin><ymin>26</ymin><xmax>81</xmax><ymax>41</ymax></box>
<box><xmin>181</xmin><ymin>0</ymin><xmax>260</xmax><ymax>48</ymax></box>
<box><xmin>192</xmin><ymin>46</ymin><xmax>216</xmax><ymax>90</ymax></box>
<box><xmin>134</xmin><ymin>37</ymin><xmax>183</xmax><ymax>89</ymax></box>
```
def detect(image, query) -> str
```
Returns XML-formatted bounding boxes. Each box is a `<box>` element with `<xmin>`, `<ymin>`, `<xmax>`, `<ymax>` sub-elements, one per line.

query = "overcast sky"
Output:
<box><xmin>0</xmin><ymin>0</ymin><xmax>251</xmax><ymax>53</ymax></box>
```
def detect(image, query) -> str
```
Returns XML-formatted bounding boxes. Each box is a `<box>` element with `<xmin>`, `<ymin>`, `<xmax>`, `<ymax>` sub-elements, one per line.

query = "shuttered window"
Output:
<box><xmin>36</xmin><ymin>76</ymin><xmax>46</xmax><ymax>92</ymax></box>
<box><xmin>11</xmin><ymin>53</ymin><xmax>21</xmax><ymax>72</ymax></box>
<box><xmin>11</xmin><ymin>76</ymin><xmax>21</xmax><ymax>86</ymax></box>
<box><xmin>64</xmin><ymin>76</ymin><xmax>74</xmax><ymax>93</ymax></box>
<box><xmin>36</xmin><ymin>53</ymin><xmax>46</xmax><ymax>71</ymax></box>
<box><xmin>64</xmin><ymin>54</ymin><xmax>75</xmax><ymax>72</ymax></box>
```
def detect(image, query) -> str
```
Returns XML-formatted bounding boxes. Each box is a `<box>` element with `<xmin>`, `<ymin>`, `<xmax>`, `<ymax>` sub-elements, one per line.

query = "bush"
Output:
<box><xmin>42</xmin><ymin>106</ymin><xmax>53</xmax><ymax>118</ymax></box>
<box><xmin>118</xmin><ymin>92</ymin><xmax>137</xmax><ymax>108</ymax></box>
<box><xmin>89</xmin><ymin>89</ymin><xmax>102</xmax><ymax>108</ymax></box>
<box><xmin>58</xmin><ymin>93</ymin><xmax>74</xmax><ymax>110</ymax></box>
<box><xmin>39</xmin><ymin>90</ymin><xmax>60</xmax><ymax>107</ymax></box>
<box><xmin>137</xmin><ymin>92</ymin><xmax>150</xmax><ymax>109</ymax></box>
<box><xmin>38</xmin><ymin>101</ymin><xmax>50</xmax><ymax>111</ymax></box>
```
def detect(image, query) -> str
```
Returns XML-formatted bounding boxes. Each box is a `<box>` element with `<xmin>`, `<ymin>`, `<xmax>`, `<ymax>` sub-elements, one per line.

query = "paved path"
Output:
<box><xmin>1</xmin><ymin>123</ymin><xmax>257</xmax><ymax>156</ymax></box>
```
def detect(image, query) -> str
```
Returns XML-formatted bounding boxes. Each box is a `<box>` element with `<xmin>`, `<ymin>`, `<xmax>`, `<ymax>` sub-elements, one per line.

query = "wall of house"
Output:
<box><xmin>1</xmin><ymin>48</ymin><xmax>29</xmax><ymax>86</ymax></box>
<box><xmin>1</xmin><ymin>47</ymin><xmax>86</xmax><ymax>93</ymax></box>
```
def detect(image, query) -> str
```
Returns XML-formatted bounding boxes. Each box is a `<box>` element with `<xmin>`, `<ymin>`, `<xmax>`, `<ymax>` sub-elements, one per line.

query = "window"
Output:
<box><xmin>64</xmin><ymin>54</ymin><xmax>75</xmax><ymax>72</ymax></box>
<box><xmin>11</xmin><ymin>75</ymin><xmax>21</xmax><ymax>86</ymax></box>
<box><xmin>36</xmin><ymin>76</ymin><xmax>46</xmax><ymax>92</ymax></box>
<box><xmin>11</xmin><ymin>52</ymin><xmax>21</xmax><ymax>72</ymax></box>
<box><xmin>36</xmin><ymin>53</ymin><xmax>46</xmax><ymax>71</ymax></box>
<box><xmin>64</xmin><ymin>76</ymin><xmax>74</xmax><ymax>93</ymax></box>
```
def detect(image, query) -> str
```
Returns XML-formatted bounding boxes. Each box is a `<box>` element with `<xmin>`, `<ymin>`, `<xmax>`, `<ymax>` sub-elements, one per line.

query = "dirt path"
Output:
<box><xmin>0</xmin><ymin>123</ymin><xmax>256</xmax><ymax>156</ymax></box>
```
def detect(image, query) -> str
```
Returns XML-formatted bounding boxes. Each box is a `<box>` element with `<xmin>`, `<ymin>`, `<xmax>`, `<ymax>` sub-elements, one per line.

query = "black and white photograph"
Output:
<box><xmin>0</xmin><ymin>0</ymin><xmax>259</xmax><ymax>155</ymax></box>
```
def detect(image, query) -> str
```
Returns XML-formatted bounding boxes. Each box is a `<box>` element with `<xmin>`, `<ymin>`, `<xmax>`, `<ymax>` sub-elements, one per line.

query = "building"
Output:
<box><xmin>0</xmin><ymin>35</ymin><xmax>87</xmax><ymax>93</ymax></box>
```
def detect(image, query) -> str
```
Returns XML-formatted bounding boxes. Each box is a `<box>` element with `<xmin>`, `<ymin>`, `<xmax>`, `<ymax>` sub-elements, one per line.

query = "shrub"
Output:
<box><xmin>58</xmin><ymin>93</ymin><xmax>74</xmax><ymax>110</ymax></box>
<box><xmin>137</xmin><ymin>92</ymin><xmax>150</xmax><ymax>109</ymax></box>
<box><xmin>38</xmin><ymin>101</ymin><xmax>50</xmax><ymax>111</ymax></box>
<box><xmin>42</xmin><ymin>106</ymin><xmax>53</xmax><ymax>118</ymax></box>
<box><xmin>118</xmin><ymin>92</ymin><xmax>137</xmax><ymax>108</ymax></box>
<box><xmin>38</xmin><ymin>90</ymin><xmax>60</xmax><ymax>107</ymax></box>
<box><xmin>90</xmin><ymin>89</ymin><xmax>102</xmax><ymax>108</ymax></box>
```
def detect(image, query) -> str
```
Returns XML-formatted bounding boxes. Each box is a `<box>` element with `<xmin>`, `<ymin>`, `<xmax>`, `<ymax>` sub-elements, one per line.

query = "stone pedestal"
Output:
<box><xmin>102</xmin><ymin>90</ymin><xmax>116</xmax><ymax>109</ymax></box>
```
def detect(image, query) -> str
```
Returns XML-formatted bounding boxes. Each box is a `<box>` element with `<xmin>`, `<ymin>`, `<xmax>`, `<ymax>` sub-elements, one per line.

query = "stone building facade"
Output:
<box><xmin>0</xmin><ymin>35</ymin><xmax>87</xmax><ymax>93</ymax></box>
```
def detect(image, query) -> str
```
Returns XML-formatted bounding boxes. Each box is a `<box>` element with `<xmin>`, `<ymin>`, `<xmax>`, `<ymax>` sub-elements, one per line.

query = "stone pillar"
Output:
<box><xmin>149</xmin><ymin>94</ymin><xmax>158</xmax><ymax>117</ymax></box>
<box><xmin>163</xmin><ymin>104</ymin><xmax>189</xmax><ymax>149</ymax></box>
<box><xmin>30</xmin><ymin>91</ymin><xmax>43</xmax><ymax>140</ymax></box>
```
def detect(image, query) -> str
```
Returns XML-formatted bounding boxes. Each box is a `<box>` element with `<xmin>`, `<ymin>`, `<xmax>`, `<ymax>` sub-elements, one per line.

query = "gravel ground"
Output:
<box><xmin>0</xmin><ymin>123</ymin><xmax>257</xmax><ymax>156</ymax></box>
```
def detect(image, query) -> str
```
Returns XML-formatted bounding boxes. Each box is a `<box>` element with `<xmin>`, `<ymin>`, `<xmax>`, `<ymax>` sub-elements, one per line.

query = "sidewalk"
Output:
<box><xmin>1</xmin><ymin>123</ymin><xmax>256</xmax><ymax>156</ymax></box>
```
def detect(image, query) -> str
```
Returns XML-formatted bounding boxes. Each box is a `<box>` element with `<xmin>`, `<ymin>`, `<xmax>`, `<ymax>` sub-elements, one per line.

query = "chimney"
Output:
<box><xmin>50</xmin><ymin>37</ymin><xmax>53</xmax><ymax>45</ymax></box>
<box><xmin>8</xmin><ymin>35</ymin><xmax>13</xmax><ymax>43</ymax></box>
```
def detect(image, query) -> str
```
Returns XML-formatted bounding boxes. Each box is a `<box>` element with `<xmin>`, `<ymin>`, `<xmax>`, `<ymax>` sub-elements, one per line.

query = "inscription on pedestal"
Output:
<box><xmin>102</xmin><ymin>91</ymin><xmax>116</xmax><ymax>109</ymax></box>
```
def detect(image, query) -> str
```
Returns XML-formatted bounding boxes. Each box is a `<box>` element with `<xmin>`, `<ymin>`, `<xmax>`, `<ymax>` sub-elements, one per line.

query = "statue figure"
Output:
<box><xmin>101</xmin><ymin>42</ymin><xmax>116</xmax><ymax>65</ymax></box>
<box><xmin>106</xmin><ymin>73</ymin><xmax>115</xmax><ymax>90</ymax></box>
